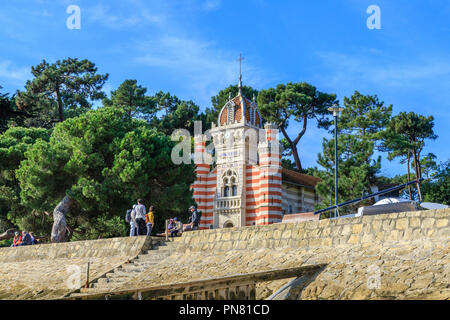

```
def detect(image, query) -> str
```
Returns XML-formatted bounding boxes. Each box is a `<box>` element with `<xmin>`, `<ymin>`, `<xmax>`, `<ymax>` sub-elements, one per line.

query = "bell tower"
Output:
<box><xmin>192</xmin><ymin>54</ymin><xmax>283</xmax><ymax>229</ymax></box>
<box><xmin>209</xmin><ymin>56</ymin><xmax>264</xmax><ymax>228</ymax></box>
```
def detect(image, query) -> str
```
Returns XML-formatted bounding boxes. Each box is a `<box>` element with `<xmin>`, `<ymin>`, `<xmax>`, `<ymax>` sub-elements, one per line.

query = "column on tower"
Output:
<box><xmin>191</xmin><ymin>139</ymin><xmax>216</xmax><ymax>229</ymax></box>
<box><xmin>254</xmin><ymin>123</ymin><xmax>283</xmax><ymax>225</ymax></box>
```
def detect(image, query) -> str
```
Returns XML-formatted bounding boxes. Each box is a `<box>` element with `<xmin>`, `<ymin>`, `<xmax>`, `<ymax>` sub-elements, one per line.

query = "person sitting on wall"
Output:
<box><xmin>167</xmin><ymin>218</ymin><xmax>175</xmax><ymax>234</ymax></box>
<box><xmin>183</xmin><ymin>206</ymin><xmax>200</xmax><ymax>232</ymax></box>
<box><xmin>29</xmin><ymin>232</ymin><xmax>39</xmax><ymax>245</ymax></box>
<box><xmin>20</xmin><ymin>231</ymin><xmax>32</xmax><ymax>246</ymax></box>
<box><xmin>170</xmin><ymin>217</ymin><xmax>182</xmax><ymax>237</ymax></box>
<box><xmin>11</xmin><ymin>231</ymin><xmax>21</xmax><ymax>247</ymax></box>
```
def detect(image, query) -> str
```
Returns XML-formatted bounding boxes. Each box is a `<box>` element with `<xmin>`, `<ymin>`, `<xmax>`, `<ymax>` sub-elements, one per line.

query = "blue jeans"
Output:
<box><xmin>146</xmin><ymin>223</ymin><xmax>153</xmax><ymax>236</ymax></box>
<box><xmin>130</xmin><ymin>221</ymin><xmax>136</xmax><ymax>237</ymax></box>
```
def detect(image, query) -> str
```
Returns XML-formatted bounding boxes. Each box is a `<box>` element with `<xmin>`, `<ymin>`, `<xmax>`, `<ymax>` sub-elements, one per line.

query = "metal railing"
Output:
<box><xmin>314</xmin><ymin>178</ymin><xmax>425</xmax><ymax>216</ymax></box>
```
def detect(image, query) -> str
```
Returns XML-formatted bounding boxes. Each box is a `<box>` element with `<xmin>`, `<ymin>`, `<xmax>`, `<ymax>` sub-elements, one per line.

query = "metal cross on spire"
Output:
<box><xmin>237</xmin><ymin>53</ymin><xmax>244</xmax><ymax>88</ymax></box>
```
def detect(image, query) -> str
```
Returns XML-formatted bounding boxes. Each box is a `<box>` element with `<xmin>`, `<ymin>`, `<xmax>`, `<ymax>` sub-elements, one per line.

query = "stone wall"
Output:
<box><xmin>121</xmin><ymin>209</ymin><xmax>449</xmax><ymax>299</ymax></box>
<box><xmin>0</xmin><ymin>209</ymin><xmax>449</xmax><ymax>300</ymax></box>
<box><xmin>177</xmin><ymin>209</ymin><xmax>449</xmax><ymax>252</ymax></box>
<box><xmin>0</xmin><ymin>236</ymin><xmax>152</xmax><ymax>299</ymax></box>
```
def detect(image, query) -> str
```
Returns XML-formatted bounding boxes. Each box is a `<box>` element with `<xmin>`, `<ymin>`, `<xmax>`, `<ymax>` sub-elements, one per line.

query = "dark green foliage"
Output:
<box><xmin>16</xmin><ymin>107</ymin><xmax>195</xmax><ymax>240</ymax></box>
<box><xmin>339</xmin><ymin>91</ymin><xmax>392</xmax><ymax>141</ymax></box>
<box><xmin>0</xmin><ymin>87</ymin><xmax>26</xmax><ymax>132</ymax></box>
<box><xmin>379</xmin><ymin>112</ymin><xmax>437</xmax><ymax>200</ymax></box>
<box><xmin>15</xmin><ymin>58</ymin><xmax>108</xmax><ymax>128</ymax></box>
<box><xmin>258</xmin><ymin>82</ymin><xmax>336</xmax><ymax>172</ymax></box>
<box><xmin>315</xmin><ymin>133</ymin><xmax>380</xmax><ymax>215</ymax></box>
<box><xmin>151</xmin><ymin>91</ymin><xmax>206</xmax><ymax>135</ymax></box>
<box><xmin>0</xmin><ymin>127</ymin><xmax>50</xmax><ymax>235</ymax></box>
<box><xmin>102</xmin><ymin>79</ymin><xmax>157</xmax><ymax>120</ymax></box>
<box><xmin>421</xmin><ymin>161</ymin><xmax>450</xmax><ymax>205</ymax></box>
<box><xmin>104</xmin><ymin>83</ymin><xmax>206</xmax><ymax>136</ymax></box>
<box><xmin>314</xmin><ymin>92</ymin><xmax>393</xmax><ymax>214</ymax></box>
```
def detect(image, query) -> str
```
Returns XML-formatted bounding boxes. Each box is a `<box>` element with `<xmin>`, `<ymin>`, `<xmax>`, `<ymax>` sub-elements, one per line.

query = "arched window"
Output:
<box><xmin>224</xmin><ymin>186</ymin><xmax>230</xmax><ymax>197</ymax></box>
<box><xmin>222</xmin><ymin>170</ymin><xmax>238</xmax><ymax>197</ymax></box>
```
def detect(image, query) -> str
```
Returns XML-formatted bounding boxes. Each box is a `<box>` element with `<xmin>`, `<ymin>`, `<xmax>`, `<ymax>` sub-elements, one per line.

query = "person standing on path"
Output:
<box><xmin>135</xmin><ymin>199</ymin><xmax>147</xmax><ymax>236</ymax></box>
<box><xmin>129</xmin><ymin>205</ymin><xmax>137</xmax><ymax>237</ymax></box>
<box><xmin>145</xmin><ymin>206</ymin><xmax>155</xmax><ymax>236</ymax></box>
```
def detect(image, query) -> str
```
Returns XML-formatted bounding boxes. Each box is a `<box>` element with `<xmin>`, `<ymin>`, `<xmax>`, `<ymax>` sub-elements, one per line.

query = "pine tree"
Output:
<box><xmin>15</xmin><ymin>58</ymin><xmax>108</xmax><ymax>128</ymax></box>
<box><xmin>258</xmin><ymin>82</ymin><xmax>336</xmax><ymax>172</ymax></box>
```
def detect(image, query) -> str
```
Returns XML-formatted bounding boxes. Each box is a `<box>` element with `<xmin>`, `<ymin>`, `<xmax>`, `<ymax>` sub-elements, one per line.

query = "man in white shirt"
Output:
<box><xmin>135</xmin><ymin>199</ymin><xmax>147</xmax><ymax>235</ymax></box>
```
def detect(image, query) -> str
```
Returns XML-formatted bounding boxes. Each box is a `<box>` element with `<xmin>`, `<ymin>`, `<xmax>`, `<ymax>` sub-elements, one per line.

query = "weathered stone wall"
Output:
<box><xmin>122</xmin><ymin>209</ymin><xmax>449</xmax><ymax>299</ymax></box>
<box><xmin>176</xmin><ymin>209</ymin><xmax>449</xmax><ymax>252</ymax></box>
<box><xmin>1</xmin><ymin>209</ymin><xmax>449</xmax><ymax>300</ymax></box>
<box><xmin>0</xmin><ymin>236</ymin><xmax>152</xmax><ymax>299</ymax></box>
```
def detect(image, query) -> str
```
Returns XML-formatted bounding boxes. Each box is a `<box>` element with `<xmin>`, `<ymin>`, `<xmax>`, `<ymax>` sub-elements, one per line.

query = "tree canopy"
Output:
<box><xmin>0</xmin><ymin>87</ymin><xmax>24</xmax><ymax>133</ymax></box>
<box><xmin>380</xmin><ymin>112</ymin><xmax>437</xmax><ymax>200</ymax></box>
<box><xmin>102</xmin><ymin>79</ymin><xmax>156</xmax><ymax>119</ymax></box>
<box><xmin>151</xmin><ymin>91</ymin><xmax>206</xmax><ymax>135</ymax></box>
<box><xmin>315</xmin><ymin>133</ymin><xmax>380</xmax><ymax>215</ymax></box>
<box><xmin>15</xmin><ymin>58</ymin><xmax>108</xmax><ymax>128</ymax></box>
<box><xmin>16</xmin><ymin>107</ymin><xmax>195</xmax><ymax>240</ymax></box>
<box><xmin>258</xmin><ymin>82</ymin><xmax>336</xmax><ymax>172</ymax></box>
<box><xmin>339</xmin><ymin>91</ymin><xmax>392</xmax><ymax>142</ymax></box>
<box><xmin>0</xmin><ymin>127</ymin><xmax>50</xmax><ymax>235</ymax></box>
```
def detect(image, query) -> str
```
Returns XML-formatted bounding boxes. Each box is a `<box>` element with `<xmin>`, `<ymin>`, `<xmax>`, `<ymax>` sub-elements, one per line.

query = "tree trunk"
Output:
<box><xmin>55</xmin><ymin>88</ymin><xmax>64</xmax><ymax>122</ymax></box>
<box><xmin>291</xmin><ymin>144</ymin><xmax>303</xmax><ymax>172</ymax></box>
<box><xmin>279</xmin><ymin>118</ymin><xmax>306</xmax><ymax>172</ymax></box>
<box><xmin>407</xmin><ymin>150</ymin><xmax>412</xmax><ymax>200</ymax></box>
<box><xmin>0</xmin><ymin>229</ymin><xmax>16</xmax><ymax>241</ymax></box>
<box><xmin>51</xmin><ymin>195</ymin><xmax>72</xmax><ymax>242</ymax></box>
<box><xmin>412</xmin><ymin>149</ymin><xmax>422</xmax><ymax>202</ymax></box>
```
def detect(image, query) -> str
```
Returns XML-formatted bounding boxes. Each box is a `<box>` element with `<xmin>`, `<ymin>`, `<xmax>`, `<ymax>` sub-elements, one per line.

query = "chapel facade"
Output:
<box><xmin>192</xmin><ymin>75</ymin><xmax>321</xmax><ymax>230</ymax></box>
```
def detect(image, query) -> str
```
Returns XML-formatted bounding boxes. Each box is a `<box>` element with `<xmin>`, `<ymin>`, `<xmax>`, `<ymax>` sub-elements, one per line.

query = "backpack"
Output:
<box><xmin>125</xmin><ymin>209</ymin><xmax>132</xmax><ymax>223</ymax></box>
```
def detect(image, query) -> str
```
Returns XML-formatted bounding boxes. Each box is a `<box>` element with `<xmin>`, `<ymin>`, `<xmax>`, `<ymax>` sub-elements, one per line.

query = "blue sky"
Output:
<box><xmin>1</xmin><ymin>0</ymin><xmax>449</xmax><ymax>177</ymax></box>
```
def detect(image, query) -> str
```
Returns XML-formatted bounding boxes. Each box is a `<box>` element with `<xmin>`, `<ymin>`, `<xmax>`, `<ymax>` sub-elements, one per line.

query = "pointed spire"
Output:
<box><xmin>237</xmin><ymin>53</ymin><xmax>244</xmax><ymax>96</ymax></box>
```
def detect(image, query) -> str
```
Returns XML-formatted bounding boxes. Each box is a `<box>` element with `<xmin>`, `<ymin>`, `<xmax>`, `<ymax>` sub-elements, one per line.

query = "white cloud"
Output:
<box><xmin>201</xmin><ymin>0</ymin><xmax>221</xmax><ymax>12</ymax></box>
<box><xmin>134</xmin><ymin>35</ymin><xmax>270</xmax><ymax>106</ymax></box>
<box><xmin>85</xmin><ymin>3</ymin><xmax>164</xmax><ymax>29</ymax></box>
<box><xmin>315</xmin><ymin>50</ymin><xmax>450</xmax><ymax>90</ymax></box>
<box><xmin>0</xmin><ymin>60</ymin><xmax>30</xmax><ymax>85</ymax></box>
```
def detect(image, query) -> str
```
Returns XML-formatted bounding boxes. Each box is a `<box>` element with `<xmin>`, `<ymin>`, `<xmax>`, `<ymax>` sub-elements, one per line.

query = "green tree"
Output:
<box><xmin>340</xmin><ymin>91</ymin><xmax>392</xmax><ymax>142</ymax></box>
<box><xmin>102</xmin><ymin>79</ymin><xmax>157</xmax><ymax>119</ymax></box>
<box><xmin>205</xmin><ymin>84</ymin><xmax>258</xmax><ymax>128</ymax></box>
<box><xmin>151</xmin><ymin>91</ymin><xmax>206</xmax><ymax>135</ymax></box>
<box><xmin>421</xmin><ymin>160</ymin><xmax>450</xmax><ymax>205</ymax></box>
<box><xmin>0</xmin><ymin>87</ymin><xmax>25</xmax><ymax>132</ymax></box>
<box><xmin>0</xmin><ymin>127</ymin><xmax>50</xmax><ymax>237</ymax></box>
<box><xmin>315</xmin><ymin>133</ymin><xmax>380</xmax><ymax>215</ymax></box>
<box><xmin>337</xmin><ymin>91</ymin><xmax>392</xmax><ymax>185</ymax></box>
<box><xmin>380</xmin><ymin>112</ymin><xmax>437</xmax><ymax>201</ymax></box>
<box><xmin>15</xmin><ymin>58</ymin><xmax>108</xmax><ymax>128</ymax></box>
<box><xmin>16</xmin><ymin>107</ymin><xmax>195</xmax><ymax>241</ymax></box>
<box><xmin>258</xmin><ymin>82</ymin><xmax>336</xmax><ymax>172</ymax></box>
<box><xmin>420</xmin><ymin>153</ymin><xmax>438</xmax><ymax>180</ymax></box>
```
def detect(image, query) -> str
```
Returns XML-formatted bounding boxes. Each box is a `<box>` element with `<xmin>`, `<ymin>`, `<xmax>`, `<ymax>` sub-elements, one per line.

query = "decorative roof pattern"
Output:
<box><xmin>217</xmin><ymin>94</ymin><xmax>263</xmax><ymax>128</ymax></box>
<box><xmin>220</xmin><ymin>107</ymin><xmax>228</xmax><ymax>126</ymax></box>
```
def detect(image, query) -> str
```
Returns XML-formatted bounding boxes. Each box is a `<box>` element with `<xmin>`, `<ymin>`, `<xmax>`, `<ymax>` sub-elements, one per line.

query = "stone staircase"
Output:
<box><xmin>68</xmin><ymin>237</ymin><xmax>180</xmax><ymax>298</ymax></box>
